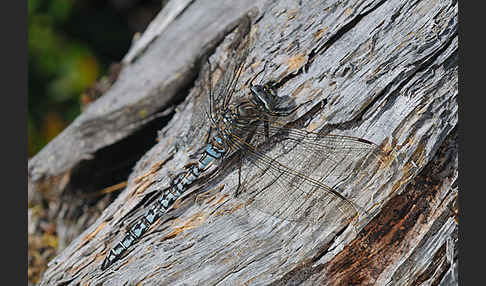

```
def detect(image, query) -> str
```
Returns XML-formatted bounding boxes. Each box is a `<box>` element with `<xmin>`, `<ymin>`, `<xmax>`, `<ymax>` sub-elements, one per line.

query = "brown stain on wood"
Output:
<box><xmin>291</xmin><ymin>81</ymin><xmax>310</xmax><ymax>98</ymax></box>
<box><xmin>389</xmin><ymin>141</ymin><xmax>425</xmax><ymax>197</ymax></box>
<box><xmin>317</xmin><ymin>140</ymin><xmax>452</xmax><ymax>286</ymax></box>
<box><xmin>211</xmin><ymin>191</ymin><xmax>229</xmax><ymax>207</ymax></box>
<box><xmin>163</xmin><ymin>211</ymin><xmax>209</xmax><ymax>240</ymax></box>
<box><xmin>130</xmin><ymin>158</ymin><xmax>172</xmax><ymax>198</ymax></box>
<box><xmin>285</xmin><ymin>53</ymin><xmax>308</xmax><ymax>75</ymax></box>
<box><xmin>76</xmin><ymin>221</ymin><xmax>107</xmax><ymax>252</ymax></box>
<box><xmin>194</xmin><ymin>185</ymin><xmax>225</xmax><ymax>206</ymax></box>
<box><xmin>287</xmin><ymin>9</ymin><xmax>299</xmax><ymax>20</ymax></box>
<box><xmin>390</xmin><ymin>164</ymin><xmax>413</xmax><ymax>197</ymax></box>
<box><xmin>345</xmin><ymin>7</ymin><xmax>354</xmax><ymax>16</ymax></box>
<box><xmin>134</xmin><ymin>159</ymin><xmax>166</xmax><ymax>185</ymax></box>
<box><xmin>134</xmin><ymin>178</ymin><xmax>156</xmax><ymax>196</ymax></box>
<box><xmin>206</xmin><ymin>194</ymin><xmax>218</xmax><ymax>204</ymax></box>
<box><xmin>314</xmin><ymin>27</ymin><xmax>329</xmax><ymax>39</ymax></box>
<box><xmin>306</xmin><ymin>122</ymin><xmax>321</xmax><ymax>133</ymax></box>
<box><xmin>68</xmin><ymin>254</ymin><xmax>95</xmax><ymax>277</ymax></box>
<box><xmin>97</xmin><ymin>181</ymin><xmax>128</xmax><ymax>195</ymax></box>
<box><xmin>213</xmin><ymin>199</ymin><xmax>245</xmax><ymax>217</ymax></box>
<box><xmin>310</xmin><ymin>88</ymin><xmax>323</xmax><ymax>99</ymax></box>
<box><xmin>250</xmin><ymin>59</ymin><xmax>262</xmax><ymax>72</ymax></box>
<box><xmin>136</xmin><ymin>265</ymin><xmax>164</xmax><ymax>284</ymax></box>
<box><xmin>118</xmin><ymin>258</ymin><xmax>132</xmax><ymax>271</ymax></box>
<box><xmin>322</xmin><ymin>194</ymin><xmax>425</xmax><ymax>284</ymax></box>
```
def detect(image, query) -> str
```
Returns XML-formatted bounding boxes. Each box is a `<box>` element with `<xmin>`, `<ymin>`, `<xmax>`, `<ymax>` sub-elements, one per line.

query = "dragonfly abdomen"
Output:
<box><xmin>101</xmin><ymin>136</ymin><xmax>226</xmax><ymax>270</ymax></box>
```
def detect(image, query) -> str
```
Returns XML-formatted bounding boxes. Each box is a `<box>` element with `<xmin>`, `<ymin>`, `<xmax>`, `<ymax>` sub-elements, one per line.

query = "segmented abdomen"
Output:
<box><xmin>101</xmin><ymin>136</ymin><xmax>225</xmax><ymax>270</ymax></box>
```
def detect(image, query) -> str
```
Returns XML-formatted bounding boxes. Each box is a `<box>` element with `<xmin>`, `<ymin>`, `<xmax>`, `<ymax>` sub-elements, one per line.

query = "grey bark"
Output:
<box><xmin>30</xmin><ymin>0</ymin><xmax>458</xmax><ymax>285</ymax></box>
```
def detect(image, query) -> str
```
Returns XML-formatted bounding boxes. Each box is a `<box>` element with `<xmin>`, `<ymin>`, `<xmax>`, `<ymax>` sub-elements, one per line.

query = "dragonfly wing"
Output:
<box><xmin>238</xmin><ymin>119</ymin><xmax>385</xmax><ymax>160</ymax></box>
<box><xmin>228</xmin><ymin>130</ymin><xmax>380</xmax><ymax>225</ymax></box>
<box><xmin>189</xmin><ymin>28</ymin><xmax>251</xmax><ymax>142</ymax></box>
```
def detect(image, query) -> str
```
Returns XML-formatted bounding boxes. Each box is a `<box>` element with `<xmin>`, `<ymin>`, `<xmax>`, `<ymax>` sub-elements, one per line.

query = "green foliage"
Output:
<box><xmin>28</xmin><ymin>0</ymin><xmax>100</xmax><ymax>157</ymax></box>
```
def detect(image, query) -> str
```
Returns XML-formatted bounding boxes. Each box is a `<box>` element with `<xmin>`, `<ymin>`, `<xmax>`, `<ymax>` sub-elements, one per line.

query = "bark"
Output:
<box><xmin>30</xmin><ymin>0</ymin><xmax>458</xmax><ymax>285</ymax></box>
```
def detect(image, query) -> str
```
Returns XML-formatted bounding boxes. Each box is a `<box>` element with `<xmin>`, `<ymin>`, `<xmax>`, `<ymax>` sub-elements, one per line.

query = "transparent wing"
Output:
<box><xmin>235</xmin><ymin>117</ymin><xmax>386</xmax><ymax>167</ymax></box>
<box><xmin>213</xmin><ymin>39</ymin><xmax>251</xmax><ymax>111</ymax></box>
<box><xmin>188</xmin><ymin>32</ymin><xmax>251</xmax><ymax>148</ymax></box>
<box><xmin>227</xmin><ymin>125</ymin><xmax>384</xmax><ymax>225</ymax></box>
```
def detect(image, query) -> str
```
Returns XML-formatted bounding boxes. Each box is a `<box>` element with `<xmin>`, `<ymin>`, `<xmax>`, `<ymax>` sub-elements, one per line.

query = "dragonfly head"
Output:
<box><xmin>250</xmin><ymin>83</ymin><xmax>300</xmax><ymax>117</ymax></box>
<box><xmin>249</xmin><ymin>84</ymin><xmax>276</xmax><ymax>113</ymax></box>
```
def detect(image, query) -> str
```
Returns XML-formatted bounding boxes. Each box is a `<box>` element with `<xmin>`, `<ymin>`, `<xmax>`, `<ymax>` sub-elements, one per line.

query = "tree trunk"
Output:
<box><xmin>29</xmin><ymin>0</ymin><xmax>458</xmax><ymax>285</ymax></box>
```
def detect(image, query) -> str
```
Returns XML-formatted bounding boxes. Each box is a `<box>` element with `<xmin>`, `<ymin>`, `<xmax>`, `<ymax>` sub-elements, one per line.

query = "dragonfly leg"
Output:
<box><xmin>235</xmin><ymin>151</ymin><xmax>242</xmax><ymax>197</ymax></box>
<box><xmin>188</xmin><ymin>146</ymin><xmax>206</xmax><ymax>160</ymax></box>
<box><xmin>183</xmin><ymin>161</ymin><xmax>199</xmax><ymax>171</ymax></box>
<box><xmin>264</xmin><ymin>119</ymin><xmax>270</xmax><ymax>140</ymax></box>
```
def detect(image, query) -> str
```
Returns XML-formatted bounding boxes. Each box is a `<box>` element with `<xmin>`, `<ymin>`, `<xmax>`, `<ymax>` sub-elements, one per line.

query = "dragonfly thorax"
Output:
<box><xmin>215</xmin><ymin>107</ymin><xmax>237</xmax><ymax>140</ymax></box>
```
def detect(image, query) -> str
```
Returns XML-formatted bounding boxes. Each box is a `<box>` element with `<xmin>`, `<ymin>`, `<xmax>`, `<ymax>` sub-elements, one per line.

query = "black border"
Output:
<box><xmin>8</xmin><ymin>0</ymin><xmax>28</xmax><ymax>284</ymax></box>
<box><xmin>458</xmin><ymin>1</ymin><xmax>478</xmax><ymax>285</ymax></box>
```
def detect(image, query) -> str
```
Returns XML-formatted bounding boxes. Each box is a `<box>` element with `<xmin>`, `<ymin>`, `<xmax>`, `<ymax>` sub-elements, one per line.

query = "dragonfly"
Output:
<box><xmin>101</xmin><ymin>23</ymin><xmax>384</xmax><ymax>270</ymax></box>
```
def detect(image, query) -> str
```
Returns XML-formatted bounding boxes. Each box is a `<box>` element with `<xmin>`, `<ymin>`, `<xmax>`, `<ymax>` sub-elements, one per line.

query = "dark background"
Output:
<box><xmin>28</xmin><ymin>0</ymin><xmax>164</xmax><ymax>157</ymax></box>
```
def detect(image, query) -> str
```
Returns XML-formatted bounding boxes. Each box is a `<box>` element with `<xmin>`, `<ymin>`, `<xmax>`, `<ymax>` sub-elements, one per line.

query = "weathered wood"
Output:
<box><xmin>32</xmin><ymin>0</ymin><xmax>458</xmax><ymax>285</ymax></box>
